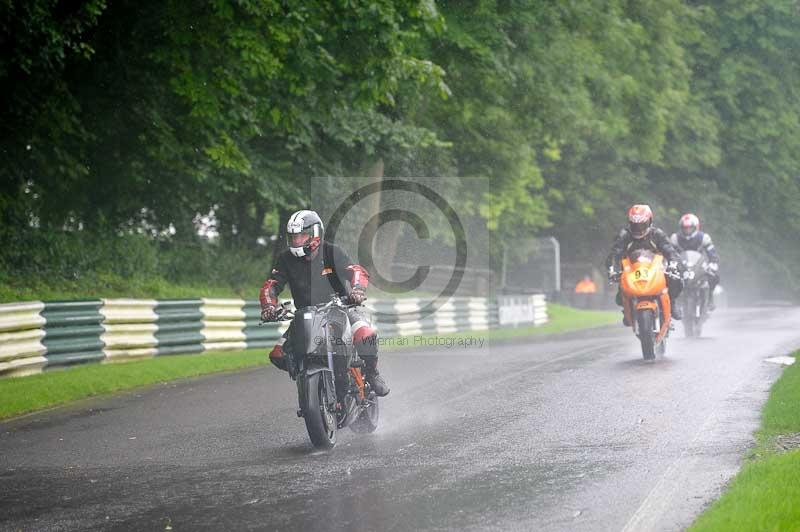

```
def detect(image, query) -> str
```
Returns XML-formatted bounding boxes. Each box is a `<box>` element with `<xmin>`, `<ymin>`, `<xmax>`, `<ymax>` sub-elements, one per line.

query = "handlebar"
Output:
<box><xmin>259</xmin><ymin>294</ymin><xmax>362</xmax><ymax>325</ymax></box>
<box><xmin>609</xmin><ymin>267</ymin><xmax>681</xmax><ymax>282</ymax></box>
<box><xmin>314</xmin><ymin>293</ymin><xmax>365</xmax><ymax>310</ymax></box>
<box><xmin>258</xmin><ymin>301</ymin><xmax>295</xmax><ymax>325</ymax></box>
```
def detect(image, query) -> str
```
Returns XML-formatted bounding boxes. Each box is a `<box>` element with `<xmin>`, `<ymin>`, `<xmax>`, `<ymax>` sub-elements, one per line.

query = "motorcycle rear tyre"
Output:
<box><xmin>304</xmin><ymin>372</ymin><xmax>337</xmax><ymax>449</ymax></box>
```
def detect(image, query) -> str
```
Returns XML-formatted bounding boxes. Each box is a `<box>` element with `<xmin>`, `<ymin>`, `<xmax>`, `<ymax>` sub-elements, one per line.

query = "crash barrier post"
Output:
<box><xmin>0</xmin><ymin>295</ymin><xmax>547</xmax><ymax>378</ymax></box>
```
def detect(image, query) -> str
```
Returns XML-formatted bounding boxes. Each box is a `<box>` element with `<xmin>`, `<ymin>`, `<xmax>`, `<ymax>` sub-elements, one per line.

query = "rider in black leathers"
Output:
<box><xmin>606</xmin><ymin>204</ymin><xmax>684</xmax><ymax>324</ymax></box>
<box><xmin>670</xmin><ymin>213</ymin><xmax>720</xmax><ymax>310</ymax></box>
<box><xmin>259</xmin><ymin>210</ymin><xmax>390</xmax><ymax>397</ymax></box>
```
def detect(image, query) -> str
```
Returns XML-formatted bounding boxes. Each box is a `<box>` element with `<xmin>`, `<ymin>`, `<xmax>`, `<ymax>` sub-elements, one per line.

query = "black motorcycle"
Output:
<box><xmin>266</xmin><ymin>295</ymin><xmax>379</xmax><ymax>449</ymax></box>
<box><xmin>681</xmin><ymin>250</ymin><xmax>712</xmax><ymax>338</ymax></box>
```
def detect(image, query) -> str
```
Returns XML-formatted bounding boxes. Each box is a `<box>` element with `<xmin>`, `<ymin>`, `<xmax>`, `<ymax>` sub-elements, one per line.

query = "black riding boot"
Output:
<box><xmin>668</xmin><ymin>277</ymin><xmax>683</xmax><ymax>320</ymax></box>
<box><xmin>671</xmin><ymin>299</ymin><xmax>683</xmax><ymax>320</ymax></box>
<box><xmin>616</xmin><ymin>289</ymin><xmax>630</xmax><ymax>326</ymax></box>
<box><xmin>364</xmin><ymin>359</ymin><xmax>390</xmax><ymax>397</ymax></box>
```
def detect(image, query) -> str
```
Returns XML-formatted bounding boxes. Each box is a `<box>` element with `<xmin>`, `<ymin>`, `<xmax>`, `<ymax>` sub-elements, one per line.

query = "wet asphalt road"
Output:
<box><xmin>2</xmin><ymin>306</ymin><xmax>800</xmax><ymax>532</ymax></box>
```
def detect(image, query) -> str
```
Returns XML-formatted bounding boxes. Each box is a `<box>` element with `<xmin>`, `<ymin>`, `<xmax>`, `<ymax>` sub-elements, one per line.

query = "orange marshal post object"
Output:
<box><xmin>575</xmin><ymin>278</ymin><xmax>597</xmax><ymax>294</ymax></box>
<box><xmin>620</xmin><ymin>253</ymin><xmax>672</xmax><ymax>343</ymax></box>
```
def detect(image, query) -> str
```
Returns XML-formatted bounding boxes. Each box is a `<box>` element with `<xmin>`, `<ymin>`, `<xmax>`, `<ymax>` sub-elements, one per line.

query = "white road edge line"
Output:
<box><xmin>620</xmin><ymin>375</ymin><xmax>749</xmax><ymax>532</ymax></box>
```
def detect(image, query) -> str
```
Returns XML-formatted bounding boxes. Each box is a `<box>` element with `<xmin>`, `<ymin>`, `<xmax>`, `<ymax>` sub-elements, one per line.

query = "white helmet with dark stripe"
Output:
<box><xmin>679</xmin><ymin>213</ymin><xmax>700</xmax><ymax>239</ymax></box>
<box><xmin>286</xmin><ymin>210</ymin><xmax>324</xmax><ymax>258</ymax></box>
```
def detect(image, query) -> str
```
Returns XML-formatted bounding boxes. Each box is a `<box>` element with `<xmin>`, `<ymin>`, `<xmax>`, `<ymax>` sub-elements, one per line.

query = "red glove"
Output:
<box><xmin>348</xmin><ymin>286</ymin><xmax>367</xmax><ymax>305</ymax></box>
<box><xmin>260</xmin><ymin>304</ymin><xmax>279</xmax><ymax>322</ymax></box>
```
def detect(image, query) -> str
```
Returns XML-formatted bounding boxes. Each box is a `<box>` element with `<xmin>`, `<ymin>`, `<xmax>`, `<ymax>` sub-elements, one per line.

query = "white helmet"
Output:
<box><xmin>679</xmin><ymin>213</ymin><xmax>700</xmax><ymax>239</ymax></box>
<box><xmin>286</xmin><ymin>210</ymin><xmax>324</xmax><ymax>258</ymax></box>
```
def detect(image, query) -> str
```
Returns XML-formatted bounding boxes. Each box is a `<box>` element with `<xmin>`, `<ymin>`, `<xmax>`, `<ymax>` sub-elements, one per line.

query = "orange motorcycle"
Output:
<box><xmin>617</xmin><ymin>249</ymin><xmax>676</xmax><ymax>360</ymax></box>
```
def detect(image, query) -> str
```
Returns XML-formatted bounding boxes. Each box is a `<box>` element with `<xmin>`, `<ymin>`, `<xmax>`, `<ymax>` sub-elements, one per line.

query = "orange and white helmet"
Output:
<box><xmin>628</xmin><ymin>204</ymin><xmax>653</xmax><ymax>239</ymax></box>
<box><xmin>679</xmin><ymin>213</ymin><xmax>700</xmax><ymax>238</ymax></box>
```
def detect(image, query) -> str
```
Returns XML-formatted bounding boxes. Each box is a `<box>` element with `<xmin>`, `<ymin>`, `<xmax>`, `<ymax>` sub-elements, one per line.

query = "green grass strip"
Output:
<box><xmin>0</xmin><ymin>350</ymin><xmax>268</xmax><ymax>421</ymax></box>
<box><xmin>489</xmin><ymin>303</ymin><xmax>619</xmax><ymax>339</ymax></box>
<box><xmin>690</xmin><ymin>449</ymin><xmax>800</xmax><ymax>531</ymax></box>
<box><xmin>760</xmin><ymin>356</ymin><xmax>800</xmax><ymax>442</ymax></box>
<box><xmin>0</xmin><ymin>303</ymin><xmax>617</xmax><ymax>421</ymax></box>
<box><xmin>690</xmin><ymin>353</ymin><xmax>800</xmax><ymax>531</ymax></box>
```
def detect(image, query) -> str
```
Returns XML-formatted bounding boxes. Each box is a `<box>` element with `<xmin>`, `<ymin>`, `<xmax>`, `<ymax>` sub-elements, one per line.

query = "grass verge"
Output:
<box><xmin>0</xmin><ymin>274</ymin><xmax>252</xmax><ymax>303</ymax></box>
<box><xmin>0</xmin><ymin>303</ymin><xmax>617</xmax><ymax>421</ymax></box>
<box><xmin>0</xmin><ymin>274</ymin><xmax>441</xmax><ymax>304</ymax></box>
<box><xmin>489</xmin><ymin>303</ymin><xmax>619</xmax><ymax>340</ymax></box>
<box><xmin>690</xmin><ymin>352</ymin><xmax>800</xmax><ymax>531</ymax></box>
<box><xmin>0</xmin><ymin>350</ymin><xmax>268</xmax><ymax>421</ymax></box>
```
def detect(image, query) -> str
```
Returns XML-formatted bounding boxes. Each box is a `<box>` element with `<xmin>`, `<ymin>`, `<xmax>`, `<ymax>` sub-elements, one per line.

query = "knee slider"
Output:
<box><xmin>353</xmin><ymin>326</ymin><xmax>378</xmax><ymax>358</ymax></box>
<box><xmin>269</xmin><ymin>344</ymin><xmax>287</xmax><ymax>371</ymax></box>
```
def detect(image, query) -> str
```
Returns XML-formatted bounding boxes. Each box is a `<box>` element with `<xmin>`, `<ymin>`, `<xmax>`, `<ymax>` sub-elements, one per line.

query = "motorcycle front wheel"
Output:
<box><xmin>637</xmin><ymin>310</ymin><xmax>656</xmax><ymax>360</ymax></box>
<box><xmin>695</xmin><ymin>289</ymin><xmax>707</xmax><ymax>337</ymax></box>
<box><xmin>303</xmin><ymin>372</ymin><xmax>337</xmax><ymax>449</ymax></box>
<box><xmin>683</xmin><ymin>297</ymin><xmax>695</xmax><ymax>338</ymax></box>
<box><xmin>693</xmin><ymin>310</ymin><xmax>704</xmax><ymax>337</ymax></box>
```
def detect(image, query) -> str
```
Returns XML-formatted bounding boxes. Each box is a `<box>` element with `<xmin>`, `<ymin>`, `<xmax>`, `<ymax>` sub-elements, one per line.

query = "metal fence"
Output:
<box><xmin>501</xmin><ymin>237</ymin><xmax>561</xmax><ymax>294</ymax></box>
<box><xmin>0</xmin><ymin>299</ymin><xmax>288</xmax><ymax>377</ymax></box>
<box><xmin>0</xmin><ymin>295</ymin><xmax>547</xmax><ymax>378</ymax></box>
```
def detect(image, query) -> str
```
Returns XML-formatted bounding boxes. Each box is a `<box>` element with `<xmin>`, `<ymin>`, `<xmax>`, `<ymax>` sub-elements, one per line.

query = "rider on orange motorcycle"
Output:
<box><xmin>606</xmin><ymin>204</ymin><xmax>685</xmax><ymax>324</ymax></box>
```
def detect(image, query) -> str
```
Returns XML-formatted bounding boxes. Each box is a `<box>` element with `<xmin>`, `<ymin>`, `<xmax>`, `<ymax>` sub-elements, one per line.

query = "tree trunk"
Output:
<box><xmin>359</xmin><ymin>158</ymin><xmax>384</xmax><ymax>267</ymax></box>
<box><xmin>359</xmin><ymin>158</ymin><xmax>404</xmax><ymax>289</ymax></box>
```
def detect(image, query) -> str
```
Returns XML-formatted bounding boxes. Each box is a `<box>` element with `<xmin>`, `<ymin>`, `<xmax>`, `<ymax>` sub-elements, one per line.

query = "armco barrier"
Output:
<box><xmin>153</xmin><ymin>299</ymin><xmax>204</xmax><ymax>355</ymax></box>
<box><xmin>100</xmin><ymin>299</ymin><xmax>158</xmax><ymax>360</ymax></box>
<box><xmin>199</xmin><ymin>299</ymin><xmax>247</xmax><ymax>352</ymax></box>
<box><xmin>0</xmin><ymin>295</ymin><xmax>546</xmax><ymax>378</ymax></box>
<box><xmin>0</xmin><ymin>302</ymin><xmax>47</xmax><ymax>376</ymax></box>
<box><xmin>367</xmin><ymin>298</ymin><xmax>498</xmax><ymax>337</ymax></box>
<box><xmin>42</xmin><ymin>301</ymin><xmax>105</xmax><ymax>367</ymax></box>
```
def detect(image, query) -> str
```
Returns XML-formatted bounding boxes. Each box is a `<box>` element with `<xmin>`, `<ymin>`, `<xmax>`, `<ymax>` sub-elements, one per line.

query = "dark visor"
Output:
<box><xmin>630</xmin><ymin>221</ymin><xmax>650</xmax><ymax>237</ymax></box>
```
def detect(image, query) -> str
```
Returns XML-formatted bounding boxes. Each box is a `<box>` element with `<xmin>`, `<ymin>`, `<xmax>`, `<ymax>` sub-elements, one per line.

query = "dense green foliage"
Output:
<box><xmin>2</xmin><ymin>0</ymin><xmax>799</xmax><ymax>300</ymax></box>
